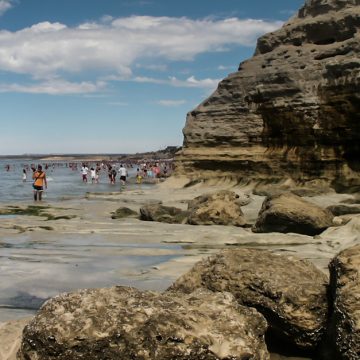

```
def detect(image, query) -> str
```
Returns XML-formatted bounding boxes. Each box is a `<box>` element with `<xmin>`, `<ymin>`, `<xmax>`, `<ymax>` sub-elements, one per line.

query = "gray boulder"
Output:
<box><xmin>18</xmin><ymin>286</ymin><xmax>270</xmax><ymax>360</ymax></box>
<box><xmin>168</xmin><ymin>248</ymin><xmax>328</xmax><ymax>352</ymax></box>
<box><xmin>253</xmin><ymin>193</ymin><xmax>334</xmax><ymax>235</ymax></box>
<box><xmin>111</xmin><ymin>207</ymin><xmax>138</xmax><ymax>219</ymax></box>
<box><xmin>187</xmin><ymin>190</ymin><xmax>248</xmax><ymax>226</ymax></box>
<box><xmin>139</xmin><ymin>204</ymin><xmax>188</xmax><ymax>224</ymax></box>
<box><xmin>326</xmin><ymin>204</ymin><xmax>360</xmax><ymax>216</ymax></box>
<box><xmin>327</xmin><ymin>245</ymin><xmax>360</xmax><ymax>360</ymax></box>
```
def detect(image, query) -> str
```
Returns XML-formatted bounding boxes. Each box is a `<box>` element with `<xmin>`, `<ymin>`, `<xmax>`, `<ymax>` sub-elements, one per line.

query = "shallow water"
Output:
<box><xmin>0</xmin><ymin>159</ymin><xmax>149</xmax><ymax>203</ymax></box>
<box><xmin>0</xmin><ymin>158</ymin><xmax>180</xmax><ymax>322</ymax></box>
<box><xmin>0</xmin><ymin>232</ymin><xmax>184</xmax><ymax>322</ymax></box>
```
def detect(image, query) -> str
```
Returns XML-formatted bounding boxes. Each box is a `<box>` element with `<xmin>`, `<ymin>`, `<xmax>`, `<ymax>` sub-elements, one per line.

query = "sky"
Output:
<box><xmin>0</xmin><ymin>0</ymin><xmax>305</xmax><ymax>155</ymax></box>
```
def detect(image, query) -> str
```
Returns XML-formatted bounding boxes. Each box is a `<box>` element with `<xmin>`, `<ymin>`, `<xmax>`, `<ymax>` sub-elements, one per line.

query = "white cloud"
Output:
<box><xmin>182</xmin><ymin>76</ymin><xmax>220</xmax><ymax>88</ymax></box>
<box><xmin>0</xmin><ymin>0</ymin><xmax>13</xmax><ymax>16</ymax></box>
<box><xmin>0</xmin><ymin>79</ymin><xmax>106</xmax><ymax>95</ymax></box>
<box><xmin>0</xmin><ymin>16</ymin><xmax>282</xmax><ymax>80</ymax></box>
<box><xmin>133</xmin><ymin>75</ymin><xmax>221</xmax><ymax>89</ymax></box>
<box><xmin>156</xmin><ymin>99</ymin><xmax>186</xmax><ymax>107</ymax></box>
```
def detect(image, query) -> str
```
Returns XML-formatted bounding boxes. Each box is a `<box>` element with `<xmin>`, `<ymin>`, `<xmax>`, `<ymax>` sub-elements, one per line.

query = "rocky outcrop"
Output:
<box><xmin>176</xmin><ymin>0</ymin><xmax>360</xmax><ymax>191</ymax></box>
<box><xmin>18</xmin><ymin>286</ymin><xmax>270</xmax><ymax>360</ymax></box>
<box><xmin>111</xmin><ymin>207</ymin><xmax>138</xmax><ymax>219</ymax></box>
<box><xmin>253</xmin><ymin>192</ymin><xmax>334</xmax><ymax>235</ymax></box>
<box><xmin>327</xmin><ymin>245</ymin><xmax>360</xmax><ymax>359</ymax></box>
<box><xmin>139</xmin><ymin>204</ymin><xmax>188</xmax><ymax>224</ymax></box>
<box><xmin>187</xmin><ymin>190</ymin><xmax>248</xmax><ymax>226</ymax></box>
<box><xmin>326</xmin><ymin>204</ymin><xmax>360</xmax><ymax>216</ymax></box>
<box><xmin>140</xmin><ymin>190</ymin><xmax>249</xmax><ymax>226</ymax></box>
<box><xmin>168</xmin><ymin>248</ymin><xmax>329</xmax><ymax>353</ymax></box>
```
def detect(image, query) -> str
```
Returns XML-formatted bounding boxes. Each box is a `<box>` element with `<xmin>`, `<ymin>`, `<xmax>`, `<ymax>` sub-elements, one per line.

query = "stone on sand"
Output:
<box><xmin>168</xmin><ymin>248</ymin><xmax>328</xmax><ymax>352</ymax></box>
<box><xmin>187</xmin><ymin>190</ymin><xmax>248</xmax><ymax>226</ymax></box>
<box><xmin>253</xmin><ymin>193</ymin><xmax>334</xmax><ymax>236</ymax></box>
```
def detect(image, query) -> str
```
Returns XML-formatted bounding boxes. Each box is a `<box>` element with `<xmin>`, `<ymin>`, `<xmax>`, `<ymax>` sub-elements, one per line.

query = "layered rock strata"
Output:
<box><xmin>177</xmin><ymin>0</ymin><xmax>360</xmax><ymax>190</ymax></box>
<box><xmin>168</xmin><ymin>248</ymin><xmax>329</xmax><ymax>352</ymax></box>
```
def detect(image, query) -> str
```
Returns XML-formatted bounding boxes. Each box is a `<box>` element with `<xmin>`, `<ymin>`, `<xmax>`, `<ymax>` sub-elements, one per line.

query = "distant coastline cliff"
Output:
<box><xmin>176</xmin><ymin>0</ymin><xmax>360</xmax><ymax>191</ymax></box>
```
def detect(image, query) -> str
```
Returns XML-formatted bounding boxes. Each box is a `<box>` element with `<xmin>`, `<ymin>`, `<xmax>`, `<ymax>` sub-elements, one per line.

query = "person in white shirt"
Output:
<box><xmin>118</xmin><ymin>164</ymin><xmax>128</xmax><ymax>186</ymax></box>
<box><xmin>81</xmin><ymin>164</ymin><xmax>89</xmax><ymax>183</ymax></box>
<box><xmin>90</xmin><ymin>167</ymin><xmax>96</xmax><ymax>184</ymax></box>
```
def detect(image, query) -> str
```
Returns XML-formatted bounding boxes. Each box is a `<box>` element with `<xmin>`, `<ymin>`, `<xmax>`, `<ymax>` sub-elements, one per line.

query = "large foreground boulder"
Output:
<box><xmin>168</xmin><ymin>248</ymin><xmax>328</xmax><ymax>352</ymax></box>
<box><xmin>187</xmin><ymin>190</ymin><xmax>248</xmax><ymax>226</ymax></box>
<box><xmin>18</xmin><ymin>286</ymin><xmax>270</xmax><ymax>360</ymax></box>
<box><xmin>253</xmin><ymin>193</ymin><xmax>334</xmax><ymax>235</ymax></box>
<box><xmin>328</xmin><ymin>245</ymin><xmax>360</xmax><ymax>360</ymax></box>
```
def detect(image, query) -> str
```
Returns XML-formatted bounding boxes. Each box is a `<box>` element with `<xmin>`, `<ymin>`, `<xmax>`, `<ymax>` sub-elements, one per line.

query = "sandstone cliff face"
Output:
<box><xmin>177</xmin><ymin>0</ymin><xmax>360</xmax><ymax>190</ymax></box>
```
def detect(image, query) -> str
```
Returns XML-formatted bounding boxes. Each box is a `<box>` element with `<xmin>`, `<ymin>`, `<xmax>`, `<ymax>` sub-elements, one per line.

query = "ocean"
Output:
<box><xmin>0</xmin><ymin>158</ymin><xmax>179</xmax><ymax>323</ymax></box>
<box><xmin>0</xmin><ymin>158</ymin><xmax>148</xmax><ymax>203</ymax></box>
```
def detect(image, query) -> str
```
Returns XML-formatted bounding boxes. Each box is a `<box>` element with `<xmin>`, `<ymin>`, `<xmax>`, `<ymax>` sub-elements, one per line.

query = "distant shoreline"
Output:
<box><xmin>0</xmin><ymin>146</ymin><xmax>181</xmax><ymax>162</ymax></box>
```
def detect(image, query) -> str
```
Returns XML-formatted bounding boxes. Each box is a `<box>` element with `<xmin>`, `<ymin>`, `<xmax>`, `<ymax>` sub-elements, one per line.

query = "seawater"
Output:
<box><xmin>0</xmin><ymin>158</ymin><xmax>180</xmax><ymax>323</ymax></box>
<box><xmin>0</xmin><ymin>158</ymin><xmax>147</xmax><ymax>203</ymax></box>
<box><xmin>0</xmin><ymin>233</ymin><xmax>182</xmax><ymax>322</ymax></box>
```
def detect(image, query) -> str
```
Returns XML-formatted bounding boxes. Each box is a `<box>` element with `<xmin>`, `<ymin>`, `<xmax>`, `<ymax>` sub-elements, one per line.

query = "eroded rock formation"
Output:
<box><xmin>327</xmin><ymin>244</ymin><xmax>360</xmax><ymax>359</ymax></box>
<box><xmin>176</xmin><ymin>0</ymin><xmax>360</xmax><ymax>191</ymax></box>
<box><xmin>18</xmin><ymin>286</ymin><xmax>269</xmax><ymax>360</ymax></box>
<box><xmin>187</xmin><ymin>190</ymin><xmax>248</xmax><ymax>226</ymax></box>
<box><xmin>139</xmin><ymin>190</ymin><xmax>249</xmax><ymax>226</ymax></box>
<box><xmin>168</xmin><ymin>248</ymin><xmax>329</xmax><ymax>353</ymax></box>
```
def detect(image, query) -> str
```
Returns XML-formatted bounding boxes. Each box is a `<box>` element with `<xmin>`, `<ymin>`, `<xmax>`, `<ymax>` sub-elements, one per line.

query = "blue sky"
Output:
<box><xmin>0</xmin><ymin>0</ymin><xmax>304</xmax><ymax>155</ymax></box>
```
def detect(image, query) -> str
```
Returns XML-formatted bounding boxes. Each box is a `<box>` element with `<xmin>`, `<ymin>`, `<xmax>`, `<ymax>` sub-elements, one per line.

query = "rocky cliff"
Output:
<box><xmin>176</xmin><ymin>0</ymin><xmax>360</xmax><ymax>191</ymax></box>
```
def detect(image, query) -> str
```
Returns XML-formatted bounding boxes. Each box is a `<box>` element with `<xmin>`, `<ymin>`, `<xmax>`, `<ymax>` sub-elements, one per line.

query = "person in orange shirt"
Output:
<box><xmin>32</xmin><ymin>164</ymin><xmax>47</xmax><ymax>201</ymax></box>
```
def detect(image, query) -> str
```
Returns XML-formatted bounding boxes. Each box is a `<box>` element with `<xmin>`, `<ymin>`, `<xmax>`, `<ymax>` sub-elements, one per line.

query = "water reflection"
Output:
<box><xmin>0</xmin><ymin>234</ymin><xmax>183</xmax><ymax>322</ymax></box>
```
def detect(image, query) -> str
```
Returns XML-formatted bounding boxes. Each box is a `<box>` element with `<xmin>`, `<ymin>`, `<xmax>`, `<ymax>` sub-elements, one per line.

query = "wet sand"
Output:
<box><xmin>0</xmin><ymin>177</ymin><xmax>359</xmax><ymax>359</ymax></box>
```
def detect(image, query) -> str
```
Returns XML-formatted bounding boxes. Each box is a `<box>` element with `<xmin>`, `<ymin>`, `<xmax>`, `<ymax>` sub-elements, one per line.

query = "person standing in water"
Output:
<box><xmin>22</xmin><ymin>168</ymin><xmax>27</xmax><ymax>182</ymax></box>
<box><xmin>136</xmin><ymin>167</ymin><xmax>143</xmax><ymax>185</ymax></box>
<box><xmin>32</xmin><ymin>164</ymin><xmax>47</xmax><ymax>201</ymax></box>
<box><xmin>119</xmin><ymin>164</ymin><xmax>128</xmax><ymax>187</ymax></box>
<box><xmin>81</xmin><ymin>164</ymin><xmax>89</xmax><ymax>183</ymax></box>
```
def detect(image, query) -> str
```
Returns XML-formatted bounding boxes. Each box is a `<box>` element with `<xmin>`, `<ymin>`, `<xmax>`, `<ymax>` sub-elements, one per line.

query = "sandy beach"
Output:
<box><xmin>0</xmin><ymin>177</ymin><xmax>359</xmax><ymax>359</ymax></box>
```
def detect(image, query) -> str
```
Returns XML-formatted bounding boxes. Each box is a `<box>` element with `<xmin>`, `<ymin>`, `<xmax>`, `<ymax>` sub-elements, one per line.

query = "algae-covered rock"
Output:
<box><xmin>111</xmin><ymin>207</ymin><xmax>138</xmax><ymax>219</ymax></box>
<box><xmin>139</xmin><ymin>204</ymin><xmax>188</xmax><ymax>224</ymax></box>
<box><xmin>18</xmin><ymin>286</ymin><xmax>270</xmax><ymax>360</ymax></box>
